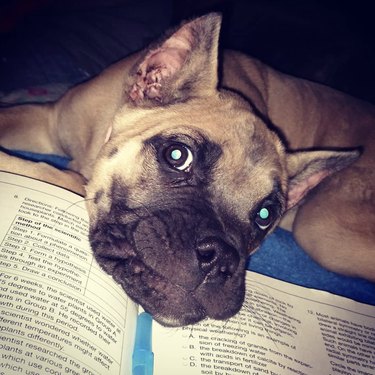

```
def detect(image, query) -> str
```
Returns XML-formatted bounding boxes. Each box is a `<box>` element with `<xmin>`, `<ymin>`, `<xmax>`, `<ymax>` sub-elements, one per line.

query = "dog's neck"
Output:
<box><xmin>59</xmin><ymin>54</ymin><xmax>141</xmax><ymax>178</ymax></box>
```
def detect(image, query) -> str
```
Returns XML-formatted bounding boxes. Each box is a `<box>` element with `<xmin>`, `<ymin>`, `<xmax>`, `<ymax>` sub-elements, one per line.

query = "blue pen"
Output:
<box><xmin>132</xmin><ymin>312</ymin><xmax>154</xmax><ymax>375</ymax></box>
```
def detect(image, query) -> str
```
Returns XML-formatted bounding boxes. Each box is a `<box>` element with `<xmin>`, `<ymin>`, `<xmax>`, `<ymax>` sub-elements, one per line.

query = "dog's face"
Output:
<box><xmin>86</xmin><ymin>91</ymin><xmax>287</xmax><ymax>326</ymax></box>
<box><xmin>85</xmin><ymin>14</ymin><xmax>358</xmax><ymax>326</ymax></box>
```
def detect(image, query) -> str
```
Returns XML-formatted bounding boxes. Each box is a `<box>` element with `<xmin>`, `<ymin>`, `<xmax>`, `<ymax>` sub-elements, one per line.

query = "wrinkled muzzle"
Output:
<box><xmin>89</xmin><ymin>201</ymin><xmax>248</xmax><ymax>327</ymax></box>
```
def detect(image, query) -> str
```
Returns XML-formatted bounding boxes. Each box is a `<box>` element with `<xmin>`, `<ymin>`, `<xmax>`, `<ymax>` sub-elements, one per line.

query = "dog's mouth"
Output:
<box><xmin>89</xmin><ymin>208</ymin><xmax>248</xmax><ymax>327</ymax></box>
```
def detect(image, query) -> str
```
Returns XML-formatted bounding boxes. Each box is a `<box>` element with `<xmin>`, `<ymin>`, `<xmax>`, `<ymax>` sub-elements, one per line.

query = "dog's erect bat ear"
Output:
<box><xmin>128</xmin><ymin>13</ymin><xmax>222</xmax><ymax>105</ymax></box>
<box><xmin>286</xmin><ymin>149</ymin><xmax>360</xmax><ymax>209</ymax></box>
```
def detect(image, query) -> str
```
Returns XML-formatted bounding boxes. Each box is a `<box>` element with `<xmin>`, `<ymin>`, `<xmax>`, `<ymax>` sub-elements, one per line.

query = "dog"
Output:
<box><xmin>0</xmin><ymin>14</ymin><xmax>374</xmax><ymax>327</ymax></box>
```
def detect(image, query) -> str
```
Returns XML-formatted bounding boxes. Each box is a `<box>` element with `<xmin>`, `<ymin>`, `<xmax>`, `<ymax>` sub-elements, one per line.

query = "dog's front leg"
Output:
<box><xmin>0</xmin><ymin>150</ymin><xmax>86</xmax><ymax>195</ymax></box>
<box><xmin>0</xmin><ymin>103</ymin><xmax>65</xmax><ymax>154</ymax></box>
<box><xmin>0</xmin><ymin>103</ymin><xmax>86</xmax><ymax>194</ymax></box>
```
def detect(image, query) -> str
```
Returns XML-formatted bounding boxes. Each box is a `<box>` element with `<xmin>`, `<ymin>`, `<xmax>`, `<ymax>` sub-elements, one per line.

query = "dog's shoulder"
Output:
<box><xmin>221</xmin><ymin>50</ymin><xmax>270</xmax><ymax>114</ymax></box>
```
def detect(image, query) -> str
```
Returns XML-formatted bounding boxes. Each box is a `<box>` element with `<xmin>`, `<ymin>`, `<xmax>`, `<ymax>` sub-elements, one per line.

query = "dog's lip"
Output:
<box><xmin>112</xmin><ymin>255</ymin><xmax>244</xmax><ymax>326</ymax></box>
<box><xmin>138</xmin><ymin>261</ymin><xmax>245</xmax><ymax>326</ymax></box>
<box><xmin>129</xmin><ymin>266</ymin><xmax>209</xmax><ymax>326</ymax></box>
<box><xmin>150</xmin><ymin>295</ymin><xmax>207</xmax><ymax>327</ymax></box>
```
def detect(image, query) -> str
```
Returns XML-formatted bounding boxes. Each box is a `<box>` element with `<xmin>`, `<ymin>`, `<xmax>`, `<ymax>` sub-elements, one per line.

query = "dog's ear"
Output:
<box><xmin>128</xmin><ymin>13</ymin><xmax>221</xmax><ymax>105</ymax></box>
<box><xmin>286</xmin><ymin>149</ymin><xmax>360</xmax><ymax>209</ymax></box>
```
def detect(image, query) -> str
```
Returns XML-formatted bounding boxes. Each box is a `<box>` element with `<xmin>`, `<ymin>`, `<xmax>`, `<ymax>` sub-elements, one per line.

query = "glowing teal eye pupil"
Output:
<box><xmin>259</xmin><ymin>208</ymin><xmax>269</xmax><ymax>220</ymax></box>
<box><xmin>171</xmin><ymin>149</ymin><xmax>182</xmax><ymax>160</ymax></box>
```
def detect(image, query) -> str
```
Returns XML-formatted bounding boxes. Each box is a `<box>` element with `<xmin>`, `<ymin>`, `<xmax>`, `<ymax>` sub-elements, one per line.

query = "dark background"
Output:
<box><xmin>1</xmin><ymin>0</ymin><xmax>375</xmax><ymax>103</ymax></box>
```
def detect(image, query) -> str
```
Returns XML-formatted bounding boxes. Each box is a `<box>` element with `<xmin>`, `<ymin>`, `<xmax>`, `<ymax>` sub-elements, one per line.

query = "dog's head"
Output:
<box><xmin>85</xmin><ymin>14</ymin><xmax>358</xmax><ymax>326</ymax></box>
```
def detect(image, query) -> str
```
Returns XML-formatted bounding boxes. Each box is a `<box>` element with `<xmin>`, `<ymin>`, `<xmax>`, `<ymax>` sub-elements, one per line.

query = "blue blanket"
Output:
<box><xmin>249</xmin><ymin>228</ymin><xmax>375</xmax><ymax>305</ymax></box>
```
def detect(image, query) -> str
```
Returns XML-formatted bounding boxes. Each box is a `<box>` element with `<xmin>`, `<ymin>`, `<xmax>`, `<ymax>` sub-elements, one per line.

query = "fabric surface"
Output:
<box><xmin>249</xmin><ymin>228</ymin><xmax>375</xmax><ymax>305</ymax></box>
<box><xmin>0</xmin><ymin>0</ymin><xmax>173</xmax><ymax>95</ymax></box>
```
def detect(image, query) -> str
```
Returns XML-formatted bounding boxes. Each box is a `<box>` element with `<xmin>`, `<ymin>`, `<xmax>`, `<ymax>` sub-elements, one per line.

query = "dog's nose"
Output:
<box><xmin>196</xmin><ymin>237</ymin><xmax>239</xmax><ymax>279</ymax></box>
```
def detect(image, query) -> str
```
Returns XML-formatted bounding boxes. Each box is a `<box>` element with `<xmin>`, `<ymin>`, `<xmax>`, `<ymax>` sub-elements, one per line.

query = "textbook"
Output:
<box><xmin>0</xmin><ymin>171</ymin><xmax>374</xmax><ymax>375</ymax></box>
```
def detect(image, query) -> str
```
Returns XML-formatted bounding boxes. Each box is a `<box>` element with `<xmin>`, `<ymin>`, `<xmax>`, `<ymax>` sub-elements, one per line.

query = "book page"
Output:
<box><xmin>153</xmin><ymin>272</ymin><xmax>375</xmax><ymax>375</ymax></box>
<box><xmin>0</xmin><ymin>172</ymin><xmax>138</xmax><ymax>375</ymax></box>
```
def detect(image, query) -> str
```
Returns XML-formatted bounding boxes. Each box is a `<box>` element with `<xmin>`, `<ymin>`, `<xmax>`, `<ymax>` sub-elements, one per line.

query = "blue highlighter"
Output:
<box><xmin>132</xmin><ymin>312</ymin><xmax>154</xmax><ymax>375</ymax></box>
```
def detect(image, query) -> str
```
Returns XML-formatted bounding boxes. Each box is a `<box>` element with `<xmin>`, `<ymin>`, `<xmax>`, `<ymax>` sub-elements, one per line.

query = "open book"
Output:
<box><xmin>0</xmin><ymin>171</ymin><xmax>374</xmax><ymax>375</ymax></box>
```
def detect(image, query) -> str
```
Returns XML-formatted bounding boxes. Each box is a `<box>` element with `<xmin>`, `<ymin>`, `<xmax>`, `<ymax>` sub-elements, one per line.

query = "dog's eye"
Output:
<box><xmin>164</xmin><ymin>144</ymin><xmax>193</xmax><ymax>171</ymax></box>
<box><xmin>255</xmin><ymin>206</ymin><xmax>274</xmax><ymax>230</ymax></box>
